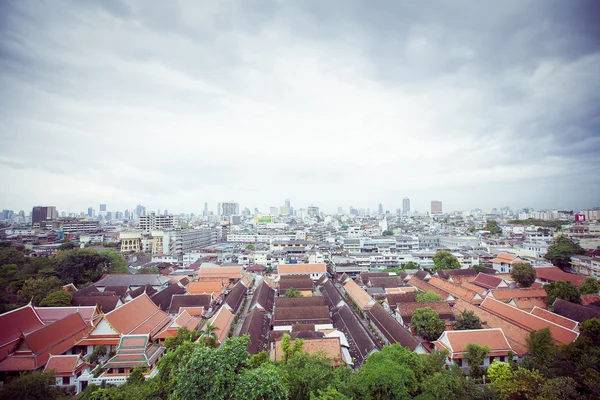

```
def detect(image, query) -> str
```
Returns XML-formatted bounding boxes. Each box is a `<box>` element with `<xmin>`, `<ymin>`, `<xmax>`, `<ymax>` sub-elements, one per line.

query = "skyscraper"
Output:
<box><xmin>378</xmin><ymin>203</ymin><xmax>383</xmax><ymax>215</ymax></box>
<box><xmin>403</xmin><ymin>198</ymin><xmax>410</xmax><ymax>215</ymax></box>
<box><xmin>307</xmin><ymin>205</ymin><xmax>320</xmax><ymax>217</ymax></box>
<box><xmin>217</xmin><ymin>201</ymin><xmax>239</xmax><ymax>216</ymax></box>
<box><xmin>431</xmin><ymin>201</ymin><xmax>443</xmax><ymax>215</ymax></box>
<box><xmin>87</xmin><ymin>207</ymin><xmax>93</xmax><ymax>217</ymax></box>
<box><xmin>99</xmin><ymin>204</ymin><xmax>107</xmax><ymax>212</ymax></box>
<box><xmin>203</xmin><ymin>202</ymin><xmax>208</xmax><ymax>217</ymax></box>
<box><xmin>285</xmin><ymin>199</ymin><xmax>291</xmax><ymax>208</ymax></box>
<box><xmin>32</xmin><ymin>206</ymin><xmax>57</xmax><ymax>225</ymax></box>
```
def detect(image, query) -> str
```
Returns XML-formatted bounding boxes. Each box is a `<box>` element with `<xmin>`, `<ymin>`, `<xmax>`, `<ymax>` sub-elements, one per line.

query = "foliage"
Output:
<box><xmin>88</xmin><ymin>344</ymin><xmax>107</xmax><ymax>364</ymax></box>
<box><xmin>310</xmin><ymin>386</ymin><xmax>350</xmax><ymax>400</ymax></box>
<box><xmin>39</xmin><ymin>289</ymin><xmax>72</xmax><ymax>307</ymax></box>
<box><xmin>487</xmin><ymin>361</ymin><xmax>513</xmax><ymax>384</ymax></box>
<box><xmin>99</xmin><ymin>249</ymin><xmax>128</xmax><ymax>274</ymax></box>
<box><xmin>283</xmin><ymin>288</ymin><xmax>303</xmax><ymax>298</ymax></box>
<box><xmin>281</xmin><ymin>333</ymin><xmax>304</xmax><ymax>365</ymax></box>
<box><xmin>165</xmin><ymin>326</ymin><xmax>200</xmax><ymax>351</ymax></box>
<box><xmin>59</xmin><ymin>241</ymin><xmax>77</xmax><ymax>250</ymax></box>
<box><xmin>507</xmin><ymin>219</ymin><xmax>564</xmax><ymax>228</ymax></box>
<box><xmin>198</xmin><ymin>322</ymin><xmax>219</xmax><ymax>347</ymax></box>
<box><xmin>382</xmin><ymin>230</ymin><xmax>394</xmax><ymax>236</ymax></box>
<box><xmin>416</xmin><ymin>290</ymin><xmax>442</xmax><ymax>302</ymax></box>
<box><xmin>0</xmin><ymin>371</ymin><xmax>60</xmax><ymax>400</ymax></box>
<box><xmin>138</xmin><ymin>266</ymin><xmax>159</xmax><ymax>274</ymax></box>
<box><xmin>18</xmin><ymin>276</ymin><xmax>62</xmax><ymax>305</ymax></box>
<box><xmin>245</xmin><ymin>244</ymin><xmax>255</xmax><ymax>250</ymax></box>
<box><xmin>522</xmin><ymin>328</ymin><xmax>555</xmax><ymax>376</ymax></box>
<box><xmin>234</xmin><ymin>363</ymin><xmax>289</xmax><ymax>399</ymax></box>
<box><xmin>248</xmin><ymin>350</ymin><xmax>269</xmax><ymax>368</ymax></box>
<box><xmin>127</xmin><ymin>367</ymin><xmax>146</xmax><ymax>385</ymax></box>
<box><xmin>453</xmin><ymin>309</ymin><xmax>483</xmax><ymax>330</ymax></box>
<box><xmin>538</xmin><ymin>376</ymin><xmax>579</xmax><ymax>400</ymax></box>
<box><xmin>543</xmin><ymin>281</ymin><xmax>581</xmax><ymax>306</ymax></box>
<box><xmin>472</xmin><ymin>264</ymin><xmax>486</xmax><ymax>273</ymax></box>
<box><xmin>432</xmin><ymin>250</ymin><xmax>461</xmax><ymax>271</ymax></box>
<box><xmin>491</xmin><ymin>367</ymin><xmax>545</xmax><ymax>400</ymax></box>
<box><xmin>403</xmin><ymin>261</ymin><xmax>420</xmax><ymax>270</ymax></box>
<box><xmin>510</xmin><ymin>262</ymin><xmax>536</xmax><ymax>288</ymax></box>
<box><xmin>463</xmin><ymin>344</ymin><xmax>490</xmax><ymax>377</ymax></box>
<box><xmin>417</xmin><ymin>367</ymin><xmax>471</xmax><ymax>400</ymax></box>
<box><xmin>579</xmin><ymin>277</ymin><xmax>600</xmax><ymax>295</ymax></box>
<box><xmin>281</xmin><ymin>351</ymin><xmax>341</xmax><ymax>400</ymax></box>
<box><xmin>411</xmin><ymin>307</ymin><xmax>445</xmax><ymax>341</ymax></box>
<box><xmin>578</xmin><ymin>318</ymin><xmax>600</xmax><ymax>346</ymax></box>
<box><xmin>544</xmin><ymin>235</ymin><xmax>586</xmax><ymax>269</ymax></box>
<box><xmin>485</xmin><ymin>220</ymin><xmax>502</xmax><ymax>234</ymax></box>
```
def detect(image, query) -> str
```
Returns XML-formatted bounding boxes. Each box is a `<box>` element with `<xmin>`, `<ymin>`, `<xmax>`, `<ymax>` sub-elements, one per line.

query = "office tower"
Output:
<box><xmin>164</xmin><ymin>210</ymin><xmax>168</xmax><ymax>216</ymax></box>
<box><xmin>431</xmin><ymin>200</ymin><xmax>443</xmax><ymax>215</ymax></box>
<box><xmin>217</xmin><ymin>201</ymin><xmax>239</xmax><ymax>216</ymax></box>
<box><xmin>203</xmin><ymin>202</ymin><xmax>208</xmax><ymax>217</ymax></box>
<box><xmin>99</xmin><ymin>204</ymin><xmax>107</xmax><ymax>212</ymax></box>
<box><xmin>87</xmin><ymin>207</ymin><xmax>93</xmax><ymax>217</ymax></box>
<box><xmin>135</xmin><ymin>204</ymin><xmax>146</xmax><ymax>218</ymax></box>
<box><xmin>403</xmin><ymin>198</ymin><xmax>410</xmax><ymax>215</ymax></box>
<box><xmin>378</xmin><ymin>203</ymin><xmax>383</xmax><ymax>215</ymax></box>
<box><xmin>285</xmin><ymin>199</ymin><xmax>291</xmax><ymax>208</ymax></box>
<box><xmin>307</xmin><ymin>205</ymin><xmax>319</xmax><ymax>217</ymax></box>
<box><xmin>139</xmin><ymin>213</ymin><xmax>175</xmax><ymax>231</ymax></box>
<box><xmin>31</xmin><ymin>206</ymin><xmax>57</xmax><ymax>225</ymax></box>
<box><xmin>124</xmin><ymin>209</ymin><xmax>130</xmax><ymax>220</ymax></box>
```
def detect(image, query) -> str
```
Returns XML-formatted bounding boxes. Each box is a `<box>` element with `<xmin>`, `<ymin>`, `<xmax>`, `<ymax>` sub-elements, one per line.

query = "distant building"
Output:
<box><xmin>99</xmin><ymin>204</ymin><xmax>106</xmax><ymax>212</ymax></box>
<box><xmin>378</xmin><ymin>203</ymin><xmax>383</xmax><ymax>215</ymax></box>
<box><xmin>87</xmin><ymin>207</ymin><xmax>93</xmax><ymax>217</ymax></box>
<box><xmin>307</xmin><ymin>205</ymin><xmax>320</xmax><ymax>218</ymax></box>
<box><xmin>431</xmin><ymin>201</ymin><xmax>443</xmax><ymax>215</ymax></box>
<box><xmin>139</xmin><ymin>213</ymin><xmax>174</xmax><ymax>231</ymax></box>
<box><xmin>403</xmin><ymin>198</ymin><xmax>410</xmax><ymax>215</ymax></box>
<box><xmin>217</xmin><ymin>201</ymin><xmax>239</xmax><ymax>217</ymax></box>
<box><xmin>32</xmin><ymin>206</ymin><xmax>57</xmax><ymax>225</ymax></box>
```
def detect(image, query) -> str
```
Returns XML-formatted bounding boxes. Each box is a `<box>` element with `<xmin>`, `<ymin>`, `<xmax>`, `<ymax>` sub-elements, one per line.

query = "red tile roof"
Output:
<box><xmin>471</xmin><ymin>273</ymin><xmax>505</xmax><ymax>290</ymax></box>
<box><xmin>0</xmin><ymin>304</ymin><xmax>45</xmax><ymax>358</ymax></box>
<box><xmin>104</xmin><ymin>294</ymin><xmax>171</xmax><ymax>337</ymax></box>
<box><xmin>489</xmin><ymin>288</ymin><xmax>547</xmax><ymax>302</ymax></box>
<box><xmin>530</xmin><ymin>307</ymin><xmax>579</xmax><ymax>331</ymax></box>
<box><xmin>44</xmin><ymin>355</ymin><xmax>85</xmax><ymax>376</ymax></box>
<box><xmin>428</xmin><ymin>277</ymin><xmax>482</xmax><ymax>304</ymax></box>
<box><xmin>535</xmin><ymin>267</ymin><xmax>589</xmax><ymax>286</ymax></box>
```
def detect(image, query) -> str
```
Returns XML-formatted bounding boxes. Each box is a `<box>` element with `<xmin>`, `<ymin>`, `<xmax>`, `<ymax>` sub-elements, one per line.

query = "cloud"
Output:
<box><xmin>0</xmin><ymin>0</ymin><xmax>599</xmax><ymax>214</ymax></box>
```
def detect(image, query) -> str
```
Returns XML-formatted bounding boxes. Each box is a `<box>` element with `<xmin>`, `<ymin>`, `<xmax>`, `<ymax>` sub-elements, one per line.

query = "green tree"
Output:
<box><xmin>538</xmin><ymin>376</ymin><xmax>579</xmax><ymax>400</ymax></box>
<box><xmin>349</xmin><ymin>344</ymin><xmax>420</xmax><ymax>399</ymax></box>
<box><xmin>0</xmin><ymin>371</ymin><xmax>60</xmax><ymax>400</ymax></box>
<box><xmin>18</xmin><ymin>276</ymin><xmax>62</xmax><ymax>305</ymax></box>
<box><xmin>282</xmin><ymin>351</ymin><xmax>342</xmax><ymax>400</ymax></box>
<box><xmin>99</xmin><ymin>249</ymin><xmax>128</xmax><ymax>274</ymax></box>
<box><xmin>463</xmin><ymin>344</ymin><xmax>490</xmax><ymax>377</ymax></box>
<box><xmin>485</xmin><ymin>220</ymin><xmax>502</xmax><ymax>234</ymax></box>
<box><xmin>417</xmin><ymin>368</ymin><xmax>470</xmax><ymax>400</ymax></box>
<box><xmin>382</xmin><ymin>230</ymin><xmax>394</xmax><ymax>236</ymax></box>
<box><xmin>248</xmin><ymin>350</ymin><xmax>269</xmax><ymax>368</ymax></box>
<box><xmin>472</xmin><ymin>264</ymin><xmax>486</xmax><ymax>273</ymax></box>
<box><xmin>522</xmin><ymin>327</ymin><xmax>555</xmax><ymax>376</ymax></box>
<box><xmin>578</xmin><ymin>318</ymin><xmax>600</xmax><ymax>346</ymax></box>
<box><xmin>453</xmin><ymin>309</ymin><xmax>483</xmax><ymax>330</ymax></box>
<box><xmin>283</xmin><ymin>288</ymin><xmax>303</xmax><ymax>298</ymax></box>
<box><xmin>198</xmin><ymin>322</ymin><xmax>219</xmax><ymax>347</ymax></box>
<box><xmin>510</xmin><ymin>262</ymin><xmax>536</xmax><ymax>287</ymax></box>
<box><xmin>245</xmin><ymin>244</ymin><xmax>255</xmax><ymax>250</ymax></box>
<box><xmin>491</xmin><ymin>367</ymin><xmax>545</xmax><ymax>400</ymax></box>
<box><xmin>432</xmin><ymin>251</ymin><xmax>460</xmax><ymax>271</ymax></box>
<box><xmin>579</xmin><ymin>277</ymin><xmax>600</xmax><ymax>295</ymax></box>
<box><xmin>544</xmin><ymin>235</ymin><xmax>585</xmax><ymax>269</ymax></box>
<box><xmin>127</xmin><ymin>367</ymin><xmax>146</xmax><ymax>385</ymax></box>
<box><xmin>310</xmin><ymin>386</ymin><xmax>350</xmax><ymax>400</ymax></box>
<box><xmin>88</xmin><ymin>344</ymin><xmax>107</xmax><ymax>364</ymax></box>
<box><xmin>235</xmin><ymin>363</ymin><xmax>288</xmax><ymax>399</ymax></box>
<box><xmin>39</xmin><ymin>289</ymin><xmax>72</xmax><ymax>307</ymax></box>
<box><xmin>138</xmin><ymin>266</ymin><xmax>159</xmax><ymax>274</ymax></box>
<box><xmin>281</xmin><ymin>333</ymin><xmax>304</xmax><ymax>365</ymax></box>
<box><xmin>487</xmin><ymin>361</ymin><xmax>513</xmax><ymax>384</ymax></box>
<box><xmin>544</xmin><ymin>281</ymin><xmax>581</xmax><ymax>306</ymax></box>
<box><xmin>403</xmin><ymin>261</ymin><xmax>420</xmax><ymax>270</ymax></box>
<box><xmin>59</xmin><ymin>241</ymin><xmax>77</xmax><ymax>250</ymax></box>
<box><xmin>165</xmin><ymin>326</ymin><xmax>201</xmax><ymax>351</ymax></box>
<box><xmin>411</xmin><ymin>307</ymin><xmax>445</xmax><ymax>341</ymax></box>
<box><xmin>416</xmin><ymin>290</ymin><xmax>442</xmax><ymax>302</ymax></box>
<box><xmin>52</xmin><ymin>248</ymin><xmax>111</xmax><ymax>285</ymax></box>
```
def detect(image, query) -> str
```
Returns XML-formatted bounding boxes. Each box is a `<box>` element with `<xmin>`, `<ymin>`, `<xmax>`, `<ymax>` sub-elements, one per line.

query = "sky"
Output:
<box><xmin>1</xmin><ymin>0</ymin><xmax>599</xmax><ymax>215</ymax></box>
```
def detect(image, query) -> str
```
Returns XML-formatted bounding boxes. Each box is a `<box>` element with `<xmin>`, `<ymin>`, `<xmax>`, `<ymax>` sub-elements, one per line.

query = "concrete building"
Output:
<box><xmin>32</xmin><ymin>206</ymin><xmax>57</xmax><ymax>225</ymax></box>
<box><xmin>403</xmin><ymin>198</ymin><xmax>410</xmax><ymax>215</ymax></box>
<box><xmin>431</xmin><ymin>201</ymin><xmax>443</xmax><ymax>215</ymax></box>
<box><xmin>217</xmin><ymin>201</ymin><xmax>239</xmax><ymax>217</ymax></box>
<box><xmin>307</xmin><ymin>205</ymin><xmax>320</xmax><ymax>218</ymax></box>
<box><xmin>55</xmin><ymin>219</ymin><xmax>100</xmax><ymax>234</ymax></box>
<box><xmin>119</xmin><ymin>232</ymin><xmax>142</xmax><ymax>253</ymax></box>
<box><xmin>139</xmin><ymin>213</ymin><xmax>175</xmax><ymax>231</ymax></box>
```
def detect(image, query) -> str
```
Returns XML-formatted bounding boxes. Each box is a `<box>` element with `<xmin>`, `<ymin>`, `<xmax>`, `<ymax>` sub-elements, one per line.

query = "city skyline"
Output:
<box><xmin>1</xmin><ymin>1</ymin><xmax>599</xmax><ymax>213</ymax></box>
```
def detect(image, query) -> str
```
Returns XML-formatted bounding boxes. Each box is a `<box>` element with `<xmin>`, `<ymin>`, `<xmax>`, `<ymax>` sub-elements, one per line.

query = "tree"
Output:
<box><xmin>88</xmin><ymin>344</ymin><xmax>107</xmax><ymax>364</ymax></box>
<box><xmin>472</xmin><ymin>264</ymin><xmax>486</xmax><ymax>274</ymax></box>
<box><xmin>39</xmin><ymin>289</ymin><xmax>72</xmax><ymax>307</ymax></box>
<box><xmin>0</xmin><ymin>371</ymin><xmax>60</xmax><ymax>400</ymax></box>
<box><xmin>544</xmin><ymin>281</ymin><xmax>581</xmax><ymax>306</ymax></box>
<box><xmin>432</xmin><ymin>251</ymin><xmax>460</xmax><ymax>271</ymax></box>
<box><xmin>310</xmin><ymin>386</ymin><xmax>350</xmax><ymax>400</ymax></box>
<box><xmin>52</xmin><ymin>248</ymin><xmax>112</xmax><ymax>285</ymax></box>
<box><xmin>59</xmin><ymin>241</ymin><xmax>77</xmax><ymax>250</ymax></box>
<box><xmin>511</xmin><ymin>262</ymin><xmax>536</xmax><ymax>287</ymax></box>
<box><xmin>538</xmin><ymin>376</ymin><xmax>579</xmax><ymax>400</ymax></box>
<box><xmin>99</xmin><ymin>249</ymin><xmax>128</xmax><ymax>274</ymax></box>
<box><xmin>416</xmin><ymin>290</ymin><xmax>442</xmax><ymax>302</ymax></box>
<box><xmin>490</xmin><ymin>367</ymin><xmax>546</xmax><ymax>400</ymax></box>
<box><xmin>18</xmin><ymin>276</ymin><xmax>62</xmax><ymax>305</ymax></box>
<box><xmin>544</xmin><ymin>235</ymin><xmax>586</xmax><ymax>269</ymax></box>
<box><xmin>411</xmin><ymin>307</ymin><xmax>445</xmax><ymax>341</ymax></box>
<box><xmin>485</xmin><ymin>220</ymin><xmax>502</xmax><ymax>234</ymax></box>
<box><xmin>235</xmin><ymin>363</ymin><xmax>288</xmax><ymax>400</ymax></box>
<box><xmin>245</xmin><ymin>244</ymin><xmax>255</xmax><ymax>250</ymax></box>
<box><xmin>578</xmin><ymin>318</ymin><xmax>600</xmax><ymax>346</ymax></box>
<box><xmin>282</xmin><ymin>351</ymin><xmax>341</xmax><ymax>400</ymax></box>
<box><xmin>418</xmin><ymin>368</ymin><xmax>470</xmax><ymax>400</ymax></box>
<box><xmin>523</xmin><ymin>327</ymin><xmax>555</xmax><ymax>376</ymax></box>
<box><xmin>453</xmin><ymin>309</ymin><xmax>483</xmax><ymax>330</ymax></box>
<box><xmin>283</xmin><ymin>288</ymin><xmax>303</xmax><ymax>298</ymax></box>
<box><xmin>487</xmin><ymin>361</ymin><xmax>513</xmax><ymax>384</ymax></box>
<box><xmin>579</xmin><ymin>277</ymin><xmax>600</xmax><ymax>295</ymax></box>
<box><xmin>463</xmin><ymin>344</ymin><xmax>490</xmax><ymax>377</ymax></box>
<box><xmin>198</xmin><ymin>322</ymin><xmax>219</xmax><ymax>347</ymax></box>
<box><xmin>281</xmin><ymin>333</ymin><xmax>304</xmax><ymax>365</ymax></box>
<box><xmin>403</xmin><ymin>261</ymin><xmax>420</xmax><ymax>270</ymax></box>
<box><xmin>138</xmin><ymin>266</ymin><xmax>159</xmax><ymax>274</ymax></box>
<box><xmin>165</xmin><ymin>326</ymin><xmax>201</xmax><ymax>351</ymax></box>
<box><xmin>382</xmin><ymin>230</ymin><xmax>394</xmax><ymax>236</ymax></box>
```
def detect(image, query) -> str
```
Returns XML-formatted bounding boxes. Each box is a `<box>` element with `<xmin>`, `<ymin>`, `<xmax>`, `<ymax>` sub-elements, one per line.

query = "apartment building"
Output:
<box><xmin>139</xmin><ymin>214</ymin><xmax>175</xmax><ymax>231</ymax></box>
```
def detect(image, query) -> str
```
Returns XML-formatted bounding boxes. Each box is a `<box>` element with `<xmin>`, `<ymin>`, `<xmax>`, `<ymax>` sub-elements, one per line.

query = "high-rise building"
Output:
<box><xmin>99</xmin><ymin>204</ymin><xmax>107</xmax><ymax>212</ymax></box>
<box><xmin>285</xmin><ymin>199</ymin><xmax>291</xmax><ymax>208</ymax></box>
<box><xmin>32</xmin><ymin>206</ymin><xmax>57</xmax><ymax>225</ymax></box>
<box><xmin>217</xmin><ymin>201</ymin><xmax>239</xmax><ymax>217</ymax></box>
<box><xmin>135</xmin><ymin>204</ymin><xmax>146</xmax><ymax>218</ymax></box>
<box><xmin>139</xmin><ymin>213</ymin><xmax>175</xmax><ymax>231</ymax></box>
<box><xmin>87</xmin><ymin>207</ymin><xmax>93</xmax><ymax>217</ymax></box>
<box><xmin>403</xmin><ymin>198</ymin><xmax>410</xmax><ymax>215</ymax></box>
<box><xmin>378</xmin><ymin>203</ymin><xmax>383</xmax><ymax>215</ymax></box>
<box><xmin>203</xmin><ymin>202</ymin><xmax>208</xmax><ymax>217</ymax></box>
<box><xmin>307</xmin><ymin>205</ymin><xmax>320</xmax><ymax>217</ymax></box>
<box><xmin>431</xmin><ymin>200</ymin><xmax>443</xmax><ymax>215</ymax></box>
<box><xmin>124</xmin><ymin>209</ymin><xmax>130</xmax><ymax>220</ymax></box>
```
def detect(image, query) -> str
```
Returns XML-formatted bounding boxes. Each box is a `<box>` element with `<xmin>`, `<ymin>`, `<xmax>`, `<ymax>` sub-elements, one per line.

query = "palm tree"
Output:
<box><xmin>199</xmin><ymin>322</ymin><xmax>219</xmax><ymax>346</ymax></box>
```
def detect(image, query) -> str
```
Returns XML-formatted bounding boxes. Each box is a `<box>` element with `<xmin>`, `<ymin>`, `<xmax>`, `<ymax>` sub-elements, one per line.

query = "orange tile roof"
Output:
<box><xmin>278</xmin><ymin>263</ymin><xmax>327</xmax><ymax>275</ymax></box>
<box><xmin>104</xmin><ymin>294</ymin><xmax>172</xmax><ymax>337</ymax></box>
<box><xmin>188</xmin><ymin>280</ymin><xmax>225</xmax><ymax>295</ymax></box>
<box><xmin>408</xmin><ymin>277</ymin><xmax>450</xmax><ymax>299</ymax></box>
<box><xmin>344</xmin><ymin>279</ymin><xmax>375</xmax><ymax>310</ymax></box>
<box><xmin>489</xmin><ymin>288</ymin><xmax>547</xmax><ymax>302</ymax></box>
<box><xmin>461</xmin><ymin>282</ymin><xmax>487</xmax><ymax>296</ymax></box>
<box><xmin>530</xmin><ymin>307</ymin><xmax>578</xmax><ymax>331</ymax></box>
<box><xmin>205</xmin><ymin>305</ymin><xmax>234</xmax><ymax>344</ymax></box>
<box><xmin>509</xmin><ymin>298</ymin><xmax>547</xmax><ymax>312</ymax></box>
<box><xmin>428</xmin><ymin>277</ymin><xmax>482</xmax><ymax>304</ymax></box>
<box><xmin>490</xmin><ymin>253</ymin><xmax>521</xmax><ymax>264</ymax></box>
<box><xmin>452</xmin><ymin>300</ymin><xmax>529</xmax><ymax>356</ymax></box>
<box><xmin>43</xmin><ymin>355</ymin><xmax>83</xmax><ymax>376</ymax></box>
<box><xmin>199</xmin><ymin>266</ymin><xmax>242</xmax><ymax>279</ymax></box>
<box><xmin>271</xmin><ymin>337</ymin><xmax>343</xmax><ymax>366</ymax></box>
<box><xmin>436</xmin><ymin>328</ymin><xmax>512</xmax><ymax>353</ymax></box>
<box><xmin>480</xmin><ymin>297</ymin><xmax>578</xmax><ymax>345</ymax></box>
<box><xmin>535</xmin><ymin>267</ymin><xmax>589</xmax><ymax>286</ymax></box>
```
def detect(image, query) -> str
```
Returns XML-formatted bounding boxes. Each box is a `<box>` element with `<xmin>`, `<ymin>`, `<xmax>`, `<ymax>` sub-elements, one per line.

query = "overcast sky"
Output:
<box><xmin>1</xmin><ymin>1</ymin><xmax>599</xmax><ymax>215</ymax></box>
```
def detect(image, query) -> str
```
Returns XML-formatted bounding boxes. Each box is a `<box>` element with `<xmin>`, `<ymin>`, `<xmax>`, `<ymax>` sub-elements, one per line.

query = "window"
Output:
<box><xmin>62</xmin><ymin>376</ymin><xmax>70</xmax><ymax>385</ymax></box>
<box><xmin>118</xmin><ymin>368</ymin><xmax>125</xmax><ymax>374</ymax></box>
<box><xmin>500</xmin><ymin>356</ymin><xmax>506</xmax><ymax>362</ymax></box>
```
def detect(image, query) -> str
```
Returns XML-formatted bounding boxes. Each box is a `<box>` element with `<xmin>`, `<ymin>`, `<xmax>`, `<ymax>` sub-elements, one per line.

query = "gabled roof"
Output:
<box><xmin>366</xmin><ymin>303</ymin><xmax>420</xmax><ymax>351</ymax></box>
<box><xmin>368</xmin><ymin>276</ymin><xmax>405</xmax><ymax>289</ymax></box>
<box><xmin>384</xmin><ymin>293</ymin><xmax>418</xmax><ymax>310</ymax></box>
<box><xmin>408</xmin><ymin>277</ymin><xmax>450</xmax><ymax>300</ymax></box>
<box><xmin>272</xmin><ymin>306</ymin><xmax>331</xmax><ymax>325</ymax></box>
<box><xmin>396</xmin><ymin>302</ymin><xmax>454</xmax><ymax>324</ymax></box>
<box><xmin>34</xmin><ymin>306</ymin><xmax>99</xmax><ymax>327</ymax></box>
<box><xmin>104</xmin><ymin>334</ymin><xmax>164</xmax><ymax>369</ymax></box>
<box><xmin>94</xmin><ymin>274</ymin><xmax>169</xmax><ymax>287</ymax></box>
<box><xmin>0</xmin><ymin>304</ymin><xmax>45</xmax><ymax>357</ymax></box>
<box><xmin>278</xmin><ymin>263</ymin><xmax>326</xmax><ymax>275</ymax></box>
<box><xmin>275</xmin><ymin>296</ymin><xmax>326</xmax><ymax>308</ymax></box>
<box><xmin>472</xmin><ymin>273</ymin><xmax>506</xmax><ymax>290</ymax></box>
<box><xmin>535</xmin><ymin>267</ymin><xmax>589</xmax><ymax>286</ymax></box>
<box><xmin>224</xmin><ymin>281</ymin><xmax>247</xmax><ymax>314</ymax></box>
<box><xmin>490</xmin><ymin>253</ymin><xmax>521</xmax><ymax>264</ymax></box>
<box><xmin>359</xmin><ymin>272</ymin><xmax>394</xmax><ymax>286</ymax></box>
<box><xmin>320</xmin><ymin>280</ymin><xmax>344</xmax><ymax>310</ymax></box>
<box><xmin>434</xmin><ymin>328</ymin><xmax>512</xmax><ymax>357</ymax></box>
<box><xmin>480</xmin><ymin>297</ymin><xmax>578</xmax><ymax>345</ymax></box>
<box><xmin>44</xmin><ymin>354</ymin><xmax>87</xmax><ymax>376</ymax></box>
<box><xmin>250</xmin><ymin>281</ymin><xmax>275</xmax><ymax>313</ymax></box>
<box><xmin>238</xmin><ymin>308</ymin><xmax>270</xmax><ymax>354</ymax></box>
<box><xmin>204</xmin><ymin>305</ymin><xmax>234</xmax><ymax>344</ymax></box>
<box><xmin>279</xmin><ymin>276</ymin><xmax>313</xmax><ymax>291</ymax></box>
<box><xmin>344</xmin><ymin>279</ymin><xmax>376</xmax><ymax>310</ymax></box>
<box><xmin>104</xmin><ymin>294</ymin><xmax>172</xmax><ymax>337</ymax></box>
<box><xmin>71</xmin><ymin>285</ymin><xmax>100</xmax><ymax>297</ymax></box>
<box><xmin>530</xmin><ymin>307</ymin><xmax>579</xmax><ymax>331</ymax></box>
<box><xmin>552</xmin><ymin>299</ymin><xmax>600</xmax><ymax>323</ymax></box>
<box><xmin>428</xmin><ymin>277</ymin><xmax>482</xmax><ymax>304</ymax></box>
<box><xmin>155</xmin><ymin>310</ymin><xmax>202</xmax><ymax>339</ymax></box>
<box><xmin>198</xmin><ymin>266</ymin><xmax>242</xmax><ymax>280</ymax></box>
<box><xmin>168</xmin><ymin>294</ymin><xmax>211</xmax><ymax>314</ymax></box>
<box><xmin>71</xmin><ymin>295</ymin><xmax>121</xmax><ymax>312</ymax></box>
<box><xmin>488</xmin><ymin>288</ymin><xmax>547</xmax><ymax>302</ymax></box>
<box><xmin>461</xmin><ymin>282</ymin><xmax>488</xmax><ymax>296</ymax></box>
<box><xmin>414</xmin><ymin>270</ymin><xmax>431</xmax><ymax>281</ymax></box>
<box><xmin>508</xmin><ymin>297</ymin><xmax>547</xmax><ymax>312</ymax></box>
<box><xmin>150</xmin><ymin>283</ymin><xmax>186</xmax><ymax>311</ymax></box>
<box><xmin>104</xmin><ymin>286</ymin><xmax>129</xmax><ymax>296</ymax></box>
<box><xmin>332</xmin><ymin>304</ymin><xmax>379</xmax><ymax>365</ymax></box>
<box><xmin>188</xmin><ymin>280</ymin><xmax>226</xmax><ymax>295</ymax></box>
<box><xmin>272</xmin><ymin>337</ymin><xmax>343</xmax><ymax>366</ymax></box>
<box><xmin>127</xmin><ymin>284</ymin><xmax>157</xmax><ymax>299</ymax></box>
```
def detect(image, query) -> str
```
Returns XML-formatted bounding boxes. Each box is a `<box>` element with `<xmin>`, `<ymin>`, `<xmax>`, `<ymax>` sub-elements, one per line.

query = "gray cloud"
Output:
<box><xmin>0</xmin><ymin>0</ymin><xmax>599</xmax><ymax>214</ymax></box>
